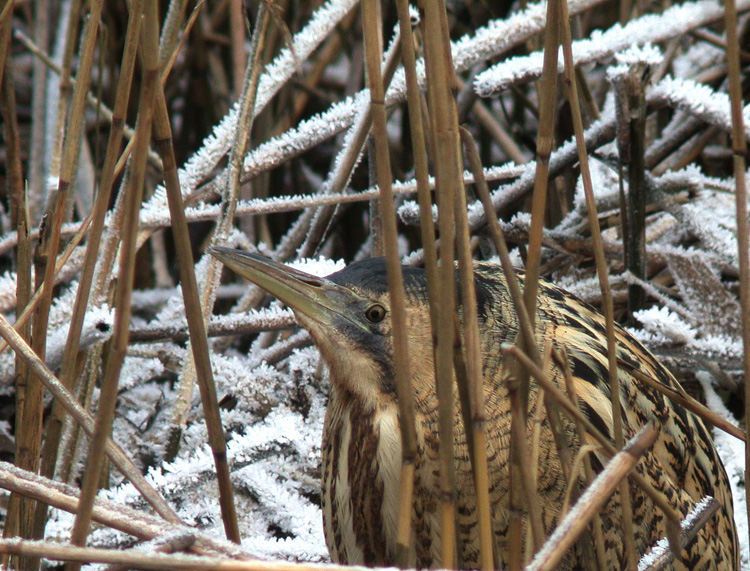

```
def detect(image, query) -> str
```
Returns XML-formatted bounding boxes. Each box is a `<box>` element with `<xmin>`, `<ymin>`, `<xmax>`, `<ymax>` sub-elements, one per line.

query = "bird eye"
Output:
<box><xmin>364</xmin><ymin>304</ymin><xmax>386</xmax><ymax>323</ymax></box>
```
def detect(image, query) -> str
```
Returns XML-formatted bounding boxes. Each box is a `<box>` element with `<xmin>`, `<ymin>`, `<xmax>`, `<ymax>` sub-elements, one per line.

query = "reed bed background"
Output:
<box><xmin>0</xmin><ymin>0</ymin><xmax>748</xmax><ymax>569</ymax></box>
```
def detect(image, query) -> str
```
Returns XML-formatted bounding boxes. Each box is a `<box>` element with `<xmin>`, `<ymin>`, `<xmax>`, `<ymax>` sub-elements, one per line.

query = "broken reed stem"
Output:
<box><xmin>166</xmin><ymin>0</ymin><xmax>266</xmax><ymax>467</ymax></box>
<box><xmin>723</xmin><ymin>0</ymin><xmax>750</xmax><ymax>539</ymax></box>
<box><xmin>361</xmin><ymin>2</ymin><xmax>417</xmax><ymax>567</ymax></box>
<box><xmin>418</xmin><ymin>0</ymin><xmax>462</xmax><ymax>565</ymax></box>
<box><xmin>2</xmin><ymin>15</ymin><xmax>30</xmax><ymax>566</ymax></box>
<box><xmin>452</xmin><ymin>154</ymin><xmax>493</xmax><ymax>569</ymax></box>
<box><xmin>556</xmin><ymin>350</ymin><xmax>608</xmax><ymax>569</ymax></box>
<box><xmin>524</xmin><ymin>0</ymin><xmax>560</xmax><ymax>314</ymax></box>
<box><xmin>392</xmin><ymin>3</ymin><xmax>440</xmax><ymax>562</ymax></box>
<box><xmin>35</xmin><ymin>0</ymin><xmax>144</xmax><ymax>544</ymax></box>
<box><xmin>67</xmin><ymin>3</ymin><xmax>160</xmax><ymax>559</ymax></box>
<box><xmin>461</xmin><ymin>126</ymin><xmax>547</xmax><ymax>566</ymax></box>
<box><xmin>152</xmin><ymin>0</ymin><xmax>245</xmax><ymax>542</ymax></box>
<box><xmin>526</xmin><ymin>423</ymin><xmax>658</xmax><ymax>571</ymax></box>
<box><xmin>557</xmin><ymin>0</ymin><xmax>638</xmax><ymax>565</ymax></box>
<box><xmin>507</xmin><ymin>0</ymin><xmax>564</xmax><ymax>560</ymax></box>
<box><xmin>298</xmin><ymin>24</ymin><xmax>403</xmax><ymax>260</ymax></box>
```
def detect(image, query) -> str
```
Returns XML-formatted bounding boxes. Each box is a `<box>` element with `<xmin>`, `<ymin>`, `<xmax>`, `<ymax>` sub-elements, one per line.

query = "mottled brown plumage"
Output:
<box><xmin>210</xmin><ymin>247</ymin><xmax>739</xmax><ymax>571</ymax></box>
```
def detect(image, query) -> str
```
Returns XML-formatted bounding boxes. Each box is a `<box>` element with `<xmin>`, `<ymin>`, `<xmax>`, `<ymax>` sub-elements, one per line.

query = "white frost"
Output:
<box><xmin>696</xmin><ymin>372</ymin><xmax>750</xmax><ymax>570</ymax></box>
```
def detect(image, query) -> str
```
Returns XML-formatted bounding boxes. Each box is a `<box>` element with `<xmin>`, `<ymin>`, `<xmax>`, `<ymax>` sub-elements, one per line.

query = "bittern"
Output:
<box><xmin>209</xmin><ymin>247</ymin><xmax>739</xmax><ymax>571</ymax></box>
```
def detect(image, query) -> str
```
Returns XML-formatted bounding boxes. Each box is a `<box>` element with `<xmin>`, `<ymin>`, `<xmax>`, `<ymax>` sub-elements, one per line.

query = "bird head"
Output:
<box><xmin>208</xmin><ymin>247</ymin><xmax>434</xmax><ymax>406</ymax></box>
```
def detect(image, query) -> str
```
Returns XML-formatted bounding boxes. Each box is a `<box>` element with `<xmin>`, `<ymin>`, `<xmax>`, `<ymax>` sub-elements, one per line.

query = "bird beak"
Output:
<box><xmin>207</xmin><ymin>246</ymin><xmax>342</xmax><ymax>325</ymax></box>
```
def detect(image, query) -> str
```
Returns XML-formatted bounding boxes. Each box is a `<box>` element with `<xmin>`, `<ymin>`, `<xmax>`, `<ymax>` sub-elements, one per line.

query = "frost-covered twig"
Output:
<box><xmin>138</xmin><ymin>0</ymin><xmax>359</xmax><ymax>229</ymax></box>
<box><xmin>475</xmin><ymin>0</ymin><xmax>750</xmax><ymax>96</ymax></box>
<box><xmin>415</xmin><ymin>112</ymin><xmax>617</xmax><ymax>232</ymax></box>
<box><xmin>139</xmin><ymin>0</ymin><xmax>606</xmax><ymax>234</ymax></box>
<box><xmin>0</xmin><ymin>303</ymin><xmax>113</xmax><ymax>384</ymax></box>
<box><xmin>527</xmin><ymin>423</ymin><xmax>659</xmax><ymax>571</ymax></box>
<box><xmin>0</xmin><ymin>537</ymin><xmax>365</xmax><ymax>571</ymax></box>
<box><xmin>649</xmin><ymin>77</ymin><xmax>750</xmax><ymax>140</ymax></box>
<box><xmin>637</xmin><ymin>497</ymin><xmax>720</xmax><ymax>571</ymax></box>
<box><xmin>0</xmin><ymin>461</ymin><xmax>253</xmax><ymax>560</ymax></box>
<box><xmin>0</xmin><ymin>311</ymin><xmax>178</xmax><ymax>523</ymax></box>
<box><xmin>138</xmin><ymin>163</ymin><xmax>523</xmax><ymax>230</ymax></box>
<box><xmin>129</xmin><ymin>308</ymin><xmax>297</xmax><ymax>344</ymax></box>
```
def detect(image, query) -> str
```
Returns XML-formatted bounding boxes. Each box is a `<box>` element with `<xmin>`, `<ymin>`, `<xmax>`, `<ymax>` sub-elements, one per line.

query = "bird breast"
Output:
<box><xmin>321</xmin><ymin>386</ymin><xmax>404</xmax><ymax>566</ymax></box>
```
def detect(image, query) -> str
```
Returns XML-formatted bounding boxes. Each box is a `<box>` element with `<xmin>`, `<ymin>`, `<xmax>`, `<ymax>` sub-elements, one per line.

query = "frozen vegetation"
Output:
<box><xmin>1</xmin><ymin>0</ymin><xmax>749</xmax><ymax>568</ymax></box>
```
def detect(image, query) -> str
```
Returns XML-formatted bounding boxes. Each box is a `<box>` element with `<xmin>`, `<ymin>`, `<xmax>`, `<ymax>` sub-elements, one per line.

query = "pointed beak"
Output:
<box><xmin>207</xmin><ymin>246</ymin><xmax>343</xmax><ymax>326</ymax></box>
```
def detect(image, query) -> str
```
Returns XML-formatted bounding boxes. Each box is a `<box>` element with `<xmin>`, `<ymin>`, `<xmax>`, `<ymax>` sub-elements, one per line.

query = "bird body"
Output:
<box><xmin>209</xmin><ymin>248</ymin><xmax>739</xmax><ymax>571</ymax></box>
